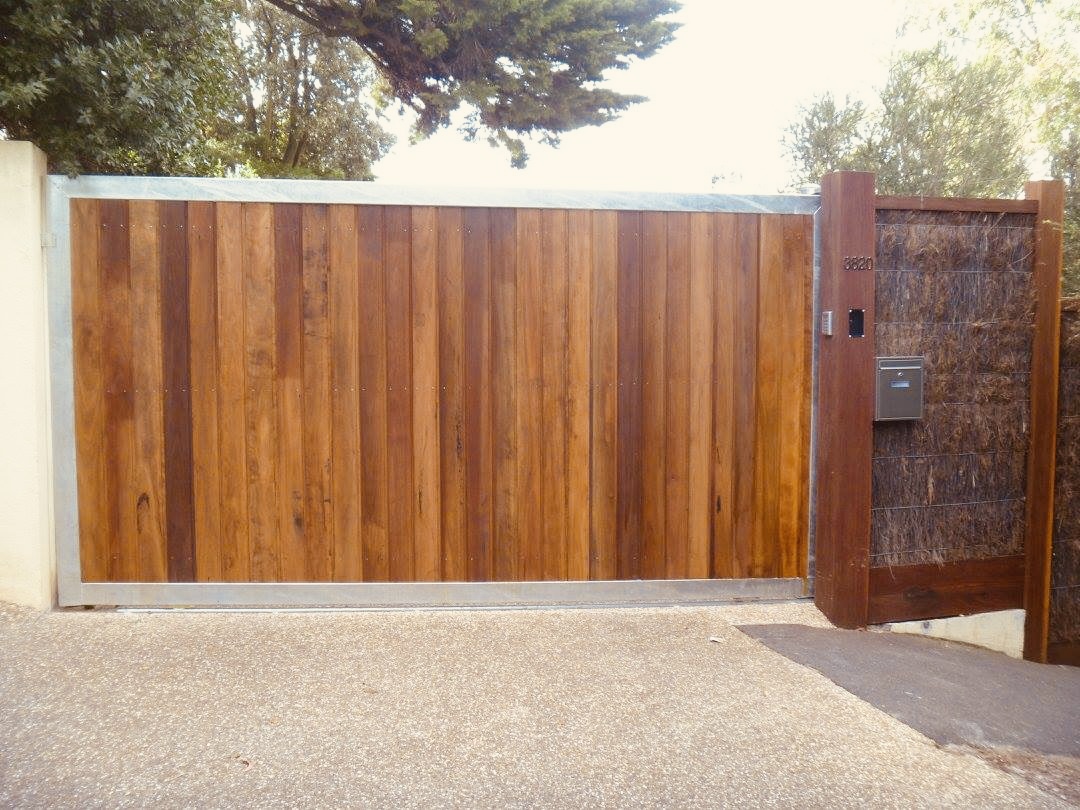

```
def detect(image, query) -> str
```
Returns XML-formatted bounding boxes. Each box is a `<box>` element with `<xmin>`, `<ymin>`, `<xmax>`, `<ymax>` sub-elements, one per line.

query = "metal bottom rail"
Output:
<box><xmin>63</xmin><ymin>577</ymin><xmax>805</xmax><ymax>609</ymax></box>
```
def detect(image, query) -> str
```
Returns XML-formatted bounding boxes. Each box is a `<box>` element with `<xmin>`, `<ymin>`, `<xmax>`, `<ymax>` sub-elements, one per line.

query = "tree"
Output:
<box><xmin>0</xmin><ymin>0</ymin><xmax>234</xmax><ymax>175</ymax></box>
<box><xmin>2</xmin><ymin>0</ymin><xmax>679</xmax><ymax>174</ymax></box>
<box><xmin>225</xmin><ymin>1</ymin><xmax>395</xmax><ymax>179</ymax></box>
<box><xmin>784</xmin><ymin>48</ymin><xmax>1028</xmax><ymax>198</ymax></box>
<box><xmin>261</xmin><ymin>0</ymin><xmax>681</xmax><ymax>167</ymax></box>
<box><xmin>785</xmin><ymin>0</ymin><xmax>1080</xmax><ymax>292</ymax></box>
<box><xmin>782</xmin><ymin>94</ymin><xmax>868</xmax><ymax>184</ymax></box>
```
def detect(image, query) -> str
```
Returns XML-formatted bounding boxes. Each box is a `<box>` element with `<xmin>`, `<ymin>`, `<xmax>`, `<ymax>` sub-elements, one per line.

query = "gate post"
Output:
<box><xmin>813</xmin><ymin>171</ymin><xmax>876</xmax><ymax>628</ymax></box>
<box><xmin>0</xmin><ymin>141</ymin><xmax>55</xmax><ymax>609</ymax></box>
<box><xmin>1022</xmin><ymin>179</ymin><xmax>1065</xmax><ymax>662</ymax></box>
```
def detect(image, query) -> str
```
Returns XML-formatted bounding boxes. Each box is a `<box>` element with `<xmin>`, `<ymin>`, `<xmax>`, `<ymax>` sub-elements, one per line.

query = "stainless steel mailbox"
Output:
<box><xmin>875</xmin><ymin>356</ymin><xmax>924</xmax><ymax>421</ymax></box>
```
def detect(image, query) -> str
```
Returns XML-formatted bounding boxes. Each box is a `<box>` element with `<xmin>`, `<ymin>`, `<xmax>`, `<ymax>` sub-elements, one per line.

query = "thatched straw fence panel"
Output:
<box><xmin>1052</xmin><ymin>302</ymin><xmax>1080</xmax><ymax>649</ymax></box>
<box><xmin>872</xmin><ymin>209</ymin><xmax>1037</xmax><ymax>568</ymax></box>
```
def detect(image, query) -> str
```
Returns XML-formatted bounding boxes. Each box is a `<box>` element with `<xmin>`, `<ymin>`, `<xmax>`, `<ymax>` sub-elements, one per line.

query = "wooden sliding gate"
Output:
<box><xmin>66</xmin><ymin>195</ymin><xmax>813</xmax><ymax>587</ymax></box>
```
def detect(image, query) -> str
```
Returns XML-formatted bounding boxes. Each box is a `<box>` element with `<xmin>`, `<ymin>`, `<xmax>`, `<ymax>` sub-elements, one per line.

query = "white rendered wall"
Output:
<box><xmin>877</xmin><ymin>609</ymin><xmax>1026</xmax><ymax>659</ymax></box>
<box><xmin>0</xmin><ymin>141</ymin><xmax>54</xmax><ymax>609</ymax></box>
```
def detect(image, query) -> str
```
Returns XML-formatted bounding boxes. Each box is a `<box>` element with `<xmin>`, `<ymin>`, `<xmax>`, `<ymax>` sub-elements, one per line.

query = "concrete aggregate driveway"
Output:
<box><xmin>0</xmin><ymin>601</ymin><xmax>1066</xmax><ymax>808</ymax></box>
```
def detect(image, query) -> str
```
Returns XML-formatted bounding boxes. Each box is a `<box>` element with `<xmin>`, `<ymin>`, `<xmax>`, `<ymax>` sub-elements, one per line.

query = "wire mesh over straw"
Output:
<box><xmin>871</xmin><ymin>209</ymin><xmax>1036</xmax><ymax>568</ymax></box>
<box><xmin>1052</xmin><ymin>304</ymin><xmax>1080</xmax><ymax>644</ymax></box>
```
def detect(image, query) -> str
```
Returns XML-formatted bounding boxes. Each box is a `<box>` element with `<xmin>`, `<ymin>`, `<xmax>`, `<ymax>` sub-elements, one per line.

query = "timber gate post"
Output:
<box><xmin>813</xmin><ymin>171</ymin><xmax>876</xmax><ymax>628</ymax></box>
<box><xmin>1023</xmin><ymin>179</ymin><xmax>1065</xmax><ymax>662</ymax></box>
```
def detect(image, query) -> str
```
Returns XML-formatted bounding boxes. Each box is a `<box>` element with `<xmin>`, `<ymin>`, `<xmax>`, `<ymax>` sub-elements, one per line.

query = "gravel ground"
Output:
<box><xmin>0</xmin><ymin>600</ymin><xmax>1066</xmax><ymax>808</ymax></box>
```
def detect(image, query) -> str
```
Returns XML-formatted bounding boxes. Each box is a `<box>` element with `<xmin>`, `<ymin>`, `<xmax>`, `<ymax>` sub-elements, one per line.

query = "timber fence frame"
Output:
<box><xmin>45</xmin><ymin>174</ymin><xmax>819</xmax><ymax>609</ymax></box>
<box><xmin>813</xmin><ymin>172</ymin><xmax>1065</xmax><ymax>663</ymax></box>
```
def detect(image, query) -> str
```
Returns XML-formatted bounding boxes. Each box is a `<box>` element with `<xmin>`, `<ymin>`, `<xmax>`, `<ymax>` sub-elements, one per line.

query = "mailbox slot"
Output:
<box><xmin>875</xmin><ymin>356</ymin><xmax>924</xmax><ymax>421</ymax></box>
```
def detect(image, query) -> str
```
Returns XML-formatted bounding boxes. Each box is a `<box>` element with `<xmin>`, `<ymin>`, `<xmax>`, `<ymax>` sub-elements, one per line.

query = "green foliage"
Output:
<box><xmin>786</xmin><ymin>0</ymin><xmax>1080</xmax><ymax>292</ymax></box>
<box><xmin>2</xmin><ymin>0</ymin><xmax>678</xmax><ymax>175</ymax></box>
<box><xmin>782</xmin><ymin>94</ymin><xmax>869</xmax><ymax>182</ymax></box>
<box><xmin>261</xmin><ymin>0</ymin><xmax>681</xmax><ymax>167</ymax></box>
<box><xmin>785</xmin><ymin>48</ymin><xmax>1028</xmax><ymax>198</ymax></box>
<box><xmin>0</xmin><ymin>0</ymin><xmax>234</xmax><ymax>175</ymax></box>
<box><xmin>222</xmin><ymin>1</ymin><xmax>395</xmax><ymax>179</ymax></box>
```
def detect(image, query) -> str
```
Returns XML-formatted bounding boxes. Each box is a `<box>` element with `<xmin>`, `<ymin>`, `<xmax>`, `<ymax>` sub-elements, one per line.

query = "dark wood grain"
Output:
<box><xmin>187</xmin><ymin>201</ymin><xmax>221</xmax><ymax>581</ymax></box>
<box><xmin>301</xmin><ymin>204</ymin><xmax>334</xmax><ymax>581</ymax></box>
<box><xmin>640</xmin><ymin>211</ymin><xmax>667</xmax><ymax>579</ymax></box>
<box><xmin>274</xmin><ymin>204</ymin><xmax>307</xmax><ymax>581</ymax></box>
<box><xmin>540</xmin><ymin>209</ymin><xmax>568</xmax><ymax>580</ymax></box>
<box><xmin>730</xmin><ymin>214</ymin><xmax>759</xmax><ymax>578</ymax></box>
<box><xmin>72</xmin><ymin>199</ymin><xmax>108</xmax><ymax>582</ymax></box>
<box><xmin>464</xmin><ymin>207</ymin><xmax>493</xmax><ymax>581</ymax></box>
<box><xmin>159</xmin><ymin>201</ymin><xmax>196</xmax><ymax>582</ymax></box>
<box><xmin>589</xmin><ymin>210</ymin><xmax>619</xmax><ymax>580</ymax></box>
<box><xmin>867</xmin><ymin>555</ymin><xmax>1025</xmax><ymax>624</ymax></box>
<box><xmin>664</xmin><ymin>213</ymin><xmax>691</xmax><ymax>579</ymax></box>
<box><xmin>357</xmin><ymin>205</ymin><xmax>390</xmax><ymax>581</ymax></box>
<box><xmin>490</xmin><ymin>208</ymin><xmax>519</xmax><ymax>581</ymax></box>
<box><xmin>128</xmin><ymin>200</ymin><xmax>167</xmax><ymax>582</ymax></box>
<box><xmin>1023</xmin><ymin>180</ymin><xmax>1066</xmax><ymax>662</ymax></box>
<box><xmin>814</xmin><ymin>172</ymin><xmax>876</xmax><ymax>627</ymax></box>
<box><xmin>72</xmin><ymin>201</ymin><xmax>817</xmax><ymax>587</ymax></box>
<box><xmin>438</xmin><ymin>207</ymin><xmax>467</xmax><ymax>580</ymax></box>
<box><xmin>411</xmin><ymin>206</ymin><xmax>441</xmax><ymax>581</ymax></box>
<box><xmin>616</xmin><ymin>211</ymin><xmax>644</xmax><ymax>579</ymax></box>
<box><xmin>384</xmin><ymin>206</ymin><xmax>415</xmax><ymax>581</ymax></box>
<box><xmin>328</xmin><ymin>205</ymin><xmax>361</xmax><ymax>581</ymax></box>
<box><xmin>214</xmin><ymin>202</ymin><xmax>250</xmax><ymax>581</ymax></box>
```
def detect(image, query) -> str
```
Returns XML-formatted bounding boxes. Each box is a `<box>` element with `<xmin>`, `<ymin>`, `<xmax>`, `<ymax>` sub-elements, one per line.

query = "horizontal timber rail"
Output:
<box><xmin>874</xmin><ymin>195</ymin><xmax>1038</xmax><ymax>214</ymax></box>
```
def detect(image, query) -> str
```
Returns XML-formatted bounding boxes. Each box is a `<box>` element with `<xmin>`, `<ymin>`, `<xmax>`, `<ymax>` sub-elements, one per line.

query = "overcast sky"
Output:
<box><xmin>371</xmin><ymin>0</ymin><xmax>906</xmax><ymax>193</ymax></box>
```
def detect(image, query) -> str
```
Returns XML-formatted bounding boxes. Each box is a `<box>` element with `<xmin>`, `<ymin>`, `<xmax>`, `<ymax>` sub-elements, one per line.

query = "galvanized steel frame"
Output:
<box><xmin>45</xmin><ymin>173</ymin><xmax>820</xmax><ymax>608</ymax></box>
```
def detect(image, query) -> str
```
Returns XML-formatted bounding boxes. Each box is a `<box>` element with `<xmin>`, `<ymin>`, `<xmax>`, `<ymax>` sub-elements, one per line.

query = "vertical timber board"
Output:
<box><xmin>159</xmin><ymin>201</ymin><xmax>196</xmax><ymax>582</ymax></box>
<box><xmin>566</xmin><ymin>210</ymin><xmax>593</xmax><ymax>581</ymax></box>
<box><xmin>100</xmin><ymin>199</ymin><xmax>136</xmax><ymax>581</ymax></box>
<box><xmin>754</xmin><ymin>216</ymin><xmax>785</xmax><ymax>578</ymax></box>
<box><xmin>589</xmin><ymin>211</ymin><xmax>619</xmax><ymax>580</ymax></box>
<box><xmin>687</xmin><ymin>213</ymin><xmax>716</xmax><ymax>579</ymax></box>
<box><xmin>640</xmin><ymin>211</ymin><xmax>668</xmax><ymax>579</ymax></box>
<box><xmin>411</xmin><ymin>206</ymin><xmax>442</xmax><ymax>582</ymax></box>
<box><xmin>384</xmin><ymin>206</ymin><xmax>415</xmax><ymax>581</ymax></box>
<box><xmin>540</xmin><ymin>209</ymin><xmax>569</xmax><ymax>580</ymax></box>
<box><xmin>730</xmin><ymin>214</ymin><xmax>759</xmax><ymax>578</ymax></box>
<box><xmin>616</xmin><ymin>211</ymin><xmax>644</xmax><ymax>579</ymax></box>
<box><xmin>515</xmin><ymin>209</ymin><xmax>544</xmax><ymax>581</ymax></box>
<box><xmin>664</xmin><ymin>213</ymin><xmax>691</xmax><ymax>579</ymax></box>
<box><xmin>464</xmin><ymin>208</ymin><xmax>494</xmax><ymax>580</ymax></box>
<box><xmin>187</xmin><ymin>201</ymin><xmax>222</xmax><ymax>581</ymax></box>
<box><xmin>128</xmin><ymin>200</ymin><xmax>167</xmax><ymax>581</ymax></box>
<box><xmin>779</xmin><ymin>216</ymin><xmax>813</xmax><ymax>578</ymax></box>
<box><xmin>1023</xmin><ymin>180</ymin><xmax>1066</xmax><ymax>662</ymax></box>
<box><xmin>711</xmin><ymin>214</ymin><xmax>738</xmax><ymax>578</ymax></box>
<box><xmin>242</xmin><ymin>203</ymin><xmax>280</xmax><ymax>581</ymax></box>
<box><xmin>328</xmin><ymin>205</ymin><xmax>362</xmax><ymax>581</ymax></box>
<box><xmin>815</xmin><ymin>172</ymin><xmax>875</xmax><ymax>627</ymax></box>
<box><xmin>214</xmin><ymin>202</ymin><xmax>250</xmax><ymax>581</ymax></box>
<box><xmin>437</xmin><ymin>207</ymin><xmax>467</xmax><ymax>580</ymax></box>
<box><xmin>301</xmin><ymin>205</ymin><xmax>334</xmax><ymax>581</ymax></box>
<box><xmin>357</xmin><ymin>206</ymin><xmax>389</xmax><ymax>581</ymax></box>
<box><xmin>71</xmin><ymin>199</ymin><xmax>108</xmax><ymax>581</ymax></box>
<box><xmin>491</xmin><ymin>208</ymin><xmax>519</xmax><ymax>580</ymax></box>
<box><xmin>273</xmin><ymin>204</ymin><xmax>307</xmax><ymax>580</ymax></box>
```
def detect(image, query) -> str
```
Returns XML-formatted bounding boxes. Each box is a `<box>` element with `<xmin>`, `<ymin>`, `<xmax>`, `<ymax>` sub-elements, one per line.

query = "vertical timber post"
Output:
<box><xmin>1022</xmin><ymin>179</ymin><xmax>1065</xmax><ymax>662</ymax></box>
<box><xmin>814</xmin><ymin>172</ymin><xmax>875</xmax><ymax>628</ymax></box>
